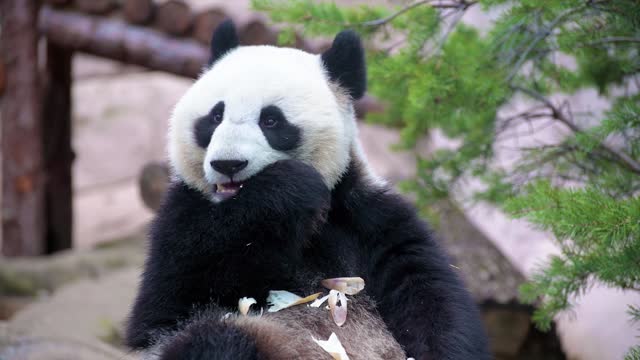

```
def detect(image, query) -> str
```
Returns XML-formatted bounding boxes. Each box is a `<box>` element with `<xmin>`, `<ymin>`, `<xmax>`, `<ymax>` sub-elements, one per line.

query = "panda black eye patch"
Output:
<box><xmin>259</xmin><ymin>105</ymin><xmax>301</xmax><ymax>152</ymax></box>
<box><xmin>194</xmin><ymin>101</ymin><xmax>225</xmax><ymax>148</ymax></box>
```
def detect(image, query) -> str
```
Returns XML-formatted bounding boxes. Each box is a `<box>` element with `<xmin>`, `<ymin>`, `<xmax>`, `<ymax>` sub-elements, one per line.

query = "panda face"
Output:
<box><xmin>168</xmin><ymin>22</ymin><xmax>367</xmax><ymax>202</ymax></box>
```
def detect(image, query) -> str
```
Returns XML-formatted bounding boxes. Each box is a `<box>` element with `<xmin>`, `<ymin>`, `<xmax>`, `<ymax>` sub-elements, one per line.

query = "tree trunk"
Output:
<box><xmin>42</xmin><ymin>43</ymin><xmax>74</xmax><ymax>254</ymax></box>
<box><xmin>1</xmin><ymin>0</ymin><xmax>46</xmax><ymax>256</ymax></box>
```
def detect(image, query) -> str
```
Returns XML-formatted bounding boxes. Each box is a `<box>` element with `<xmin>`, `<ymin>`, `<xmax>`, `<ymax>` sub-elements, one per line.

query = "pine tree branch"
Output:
<box><xmin>361</xmin><ymin>0</ymin><xmax>476</xmax><ymax>27</ymax></box>
<box><xmin>511</xmin><ymin>85</ymin><xmax>640</xmax><ymax>176</ymax></box>
<box><xmin>537</xmin><ymin>37</ymin><xmax>640</xmax><ymax>55</ymax></box>
<box><xmin>432</xmin><ymin>6</ymin><xmax>467</xmax><ymax>52</ymax></box>
<box><xmin>506</xmin><ymin>4</ymin><xmax>587</xmax><ymax>83</ymax></box>
<box><xmin>580</xmin><ymin>36</ymin><xmax>640</xmax><ymax>45</ymax></box>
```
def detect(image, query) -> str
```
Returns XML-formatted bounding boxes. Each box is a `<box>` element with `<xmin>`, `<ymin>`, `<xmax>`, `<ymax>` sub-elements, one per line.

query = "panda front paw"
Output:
<box><xmin>239</xmin><ymin>160</ymin><xmax>330</xmax><ymax>217</ymax></box>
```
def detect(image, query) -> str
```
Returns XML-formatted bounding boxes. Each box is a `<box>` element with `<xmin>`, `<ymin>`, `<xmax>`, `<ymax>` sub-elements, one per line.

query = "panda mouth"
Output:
<box><xmin>213</xmin><ymin>182</ymin><xmax>244</xmax><ymax>201</ymax></box>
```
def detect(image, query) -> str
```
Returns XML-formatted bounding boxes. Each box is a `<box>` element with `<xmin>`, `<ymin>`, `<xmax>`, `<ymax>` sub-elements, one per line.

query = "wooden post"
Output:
<box><xmin>42</xmin><ymin>43</ymin><xmax>74</xmax><ymax>253</ymax></box>
<box><xmin>0</xmin><ymin>61</ymin><xmax>5</xmax><ymax>96</ymax></box>
<box><xmin>1</xmin><ymin>0</ymin><xmax>46</xmax><ymax>256</ymax></box>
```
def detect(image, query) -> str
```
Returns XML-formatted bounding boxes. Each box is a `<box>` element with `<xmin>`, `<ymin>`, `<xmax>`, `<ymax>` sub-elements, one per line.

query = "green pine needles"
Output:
<box><xmin>253</xmin><ymin>0</ymin><xmax>640</xmax><ymax>356</ymax></box>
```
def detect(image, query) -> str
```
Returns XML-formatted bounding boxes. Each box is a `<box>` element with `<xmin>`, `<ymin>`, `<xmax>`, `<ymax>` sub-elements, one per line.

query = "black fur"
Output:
<box><xmin>194</xmin><ymin>101</ymin><xmax>225</xmax><ymax>148</ymax></box>
<box><xmin>209</xmin><ymin>19</ymin><xmax>239</xmax><ymax>66</ymax></box>
<box><xmin>160</xmin><ymin>317</ymin><xmax>260</xmax><ymax>360</ymax></box>
<box><xmin>126</xmin><ymin>160</ymin><xmax>490</xmax><ymax>359</ymax></box>
<box><xmin>126</xmin><ymin>160</ymin><xmax>330</xmax><ymax>349</ymax></box>
<box><xmin>259</xmin><ymin>105</ymin><xmax>301</xmax><ymax>152</ymax></box>
<box><xmin>321</xmin><ymin>30</ymin><xmax>367</xmax><ymax>99</ymax></box>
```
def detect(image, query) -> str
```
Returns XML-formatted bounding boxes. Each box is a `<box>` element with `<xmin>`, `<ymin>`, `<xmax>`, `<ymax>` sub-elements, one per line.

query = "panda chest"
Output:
<box><xmin>304</xmin><ymin>221</ymin><xmax>364</xmax><ymax>279</ymax></box>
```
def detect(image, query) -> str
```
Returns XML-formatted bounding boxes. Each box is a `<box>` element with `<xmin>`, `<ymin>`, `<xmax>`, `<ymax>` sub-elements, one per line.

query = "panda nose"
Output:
<box><xmin>211</xmin><ymin>160</ymin><xmax>249</xmax><ymax>178</ymax></box>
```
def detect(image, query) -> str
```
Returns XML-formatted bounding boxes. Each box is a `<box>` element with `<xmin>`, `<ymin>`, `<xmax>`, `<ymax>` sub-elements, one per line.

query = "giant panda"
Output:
<box><xmin>126</xmin><ymin>20</ymin><xmax>490</xmax><ymax>360</ymax></box>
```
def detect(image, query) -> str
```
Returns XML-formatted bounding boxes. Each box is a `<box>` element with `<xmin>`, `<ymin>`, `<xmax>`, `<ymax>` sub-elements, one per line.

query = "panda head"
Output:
<box><xmin>169</xmin><ymin>20</ymin><xmax>374</xmax><ymax>202</ymax></box>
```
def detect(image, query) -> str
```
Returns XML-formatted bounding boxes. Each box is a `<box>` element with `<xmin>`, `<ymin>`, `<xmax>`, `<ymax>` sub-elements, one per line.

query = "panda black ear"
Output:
<box><xmin>321</xmin><ymin>30</ymin><xmax>367</xmax><ymax>100</ymax></box>
<box><xmin>209</xmin><ymin>19</ymin><xmax>239</xmax><ymax>66</ymax></box>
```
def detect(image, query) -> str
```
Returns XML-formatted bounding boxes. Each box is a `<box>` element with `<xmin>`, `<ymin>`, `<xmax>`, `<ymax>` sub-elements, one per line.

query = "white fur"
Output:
<box><xmin>168</xmin><ymin>45</ymin><xmax>376</xmax><ymax>197</ymax></box>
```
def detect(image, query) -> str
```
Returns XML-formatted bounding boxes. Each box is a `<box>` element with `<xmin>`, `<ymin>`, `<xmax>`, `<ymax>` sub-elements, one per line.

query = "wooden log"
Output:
<box><xmin>43</xmin><ymin>0</ymin><xmax>70</xmax><ymax>6</ymax></box>
<box><xmin>293</xmin><ymin>31</ymin><xmax>312</xmax><ymax>51</ymax></box>
<box><xmin>1</xmin><ymin>0</ymin><xmax>46</xmax><ymax>256</ymax></box>
<box><xmin>239</xmin><ymin>18</ymin><xmax>278</xmax><ymax>46</ymax></box>
<box><xmin>155</xmin><ymin>0</ymin><xmax>193</xmax><ymax>36</ymax></box>
<box><xmin>38</xmin><ymin>7</ymin><xmax>380</xmax><ymax>119</ymax></box>
<box><xmin>75</xmin><ymin>0</ymin><xmax>117</xmax><ymax>14</ymax></box>
<box><xmin>123</xmin><ymin>0</ymin><xmax>155</xmax><ymax>25</ymax></box>
<box><xmin>354</xmin><ymin>94</ymin><xmax>385</xmax><ymax>119</ymax></box>
<box><xmin>42</xmin><ymin>43</ymin><xmax>74</xmax><ymax>254</ymax></box>
<box><xmin>192</xmin><ymin>8</ymin><xmax>226</xmax><ymax>45</ymax></box>
<box><xmin>139</xmin><ymin>162</ymin><xmax>170</xmax><ymax>212</ymax></box>
<box><xmin>40</xmin><ymin>6</ymin><xmax>209</xmax><ymax>78</ymax></box>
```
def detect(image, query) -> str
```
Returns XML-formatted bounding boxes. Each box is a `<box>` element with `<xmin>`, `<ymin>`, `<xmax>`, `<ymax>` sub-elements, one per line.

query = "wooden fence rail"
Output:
<box><xmin>40</xmin><ymin>6</ymin><xmax>209</xmax><ymax>78</ymax></box>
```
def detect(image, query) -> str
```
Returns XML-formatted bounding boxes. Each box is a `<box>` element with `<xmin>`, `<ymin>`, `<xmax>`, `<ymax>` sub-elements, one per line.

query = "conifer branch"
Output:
<box><xmin>511</xmin><ymin>85</ymin><xmax>640</xmax><ymax>176</ymax></box>
<box><xmin>537</xmin><ymin>37</ymin><xmax>640</xmax><ymax>55</ymax></box>
<box><xmin>506</xmin><ymin>5</ymin><xmax>587</xmax><ymax>83</ymax></box>
<box><xmin>361</xmin><ymin>0</ymin><xmax>476</xmax><ymax>27</ymax></box>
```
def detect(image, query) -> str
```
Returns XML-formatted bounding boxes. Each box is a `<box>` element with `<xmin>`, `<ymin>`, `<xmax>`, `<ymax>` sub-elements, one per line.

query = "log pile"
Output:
<box><xmin>123</xmin><ymin>0</ymin><xmax>154</xmax><ymax>25</ymax></box>
<box><xmin>40</xmin><ymin>7</ymin><xmax>209</xmax><ymax>78</ymax></box>
<box><xmin>40</xmin><ymin>0</ymin><xmax>321</xmax><ymax>55</ymax></box>
<box><xmin>38</xmin><ymin>1</ymin><xmax>381</xmax><ymax>102</ymax></box>
<box><xmin>38</xmin><ymin>0</ymin><xmax>332</xmax><ymax>78</ymax></box>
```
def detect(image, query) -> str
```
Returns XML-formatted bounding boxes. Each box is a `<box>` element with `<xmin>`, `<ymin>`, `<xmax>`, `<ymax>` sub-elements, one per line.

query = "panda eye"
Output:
<box><xmin>260</xmin><ymin>116</ymin><xmax>278</xmax><ymax>128</ymax></box>
<box><xmin>208</xmin><ymin>101</ymin><xmax>225</xmax><ymax>124</ymax></box>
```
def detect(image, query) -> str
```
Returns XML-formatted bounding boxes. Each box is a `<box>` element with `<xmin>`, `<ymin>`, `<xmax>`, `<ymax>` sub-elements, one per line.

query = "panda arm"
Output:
<box><xmin>126</xmin><ymin>160</ymin><xmax>330</xmax><ymax>349</ymax></box>
<box><xmin>126</xmin><ymin>181</ymin><xmax>231</xmax><ymax>349</ymax></box>
<box><xmin>363</xmin><ymin>194</ymin><xmax>490</xmax><ymax>360</ymax></box>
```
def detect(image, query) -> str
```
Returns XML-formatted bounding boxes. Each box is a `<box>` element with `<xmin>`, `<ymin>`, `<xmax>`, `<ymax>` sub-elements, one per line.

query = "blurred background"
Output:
<box><xmin>1</xmin><ymin>0</ymin><xmax>638</xmax><ymax>359</ymax></box>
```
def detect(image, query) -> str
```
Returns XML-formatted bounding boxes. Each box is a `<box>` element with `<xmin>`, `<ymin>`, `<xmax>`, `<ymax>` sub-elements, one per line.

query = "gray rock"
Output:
<box><xmin>0</xmin><ymin>268</ymin><xmax>141</xmax><ymax>360</ymax></box>
<box><xmin>0</xmin><ymin>234</ymin><xmax>144</xmax><ymax>297</ymax></box>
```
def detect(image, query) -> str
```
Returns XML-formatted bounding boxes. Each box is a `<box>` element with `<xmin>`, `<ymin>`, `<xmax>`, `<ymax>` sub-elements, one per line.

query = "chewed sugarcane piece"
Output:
<box><xmin>328</xmin><ymin>290</ymin><xmax>348</xmax><ymax>327</ymax></box>
<box><xmin>309</xmin><ymin>293</ymin><xmax>331</xmax><ymax>308</ymax></box>
<box><xmin>266</xmin><ymin>290</ymin><xmax>322</xmax><ymax>312</ymax></box>
<box><xmin>321</xmin><ymin>277</ymin><xmax>365</xmax><ymax>295</ymax></box>
<box><xmin>312</xmin><ymin>332</ymin><xmax>350</xmax><ymax>360</ymax></box>
<box><xmin>293</xmin><ymin>292</ymin><xmax>323</xmax><ymax>306</ymax></box>
<box><xmin>238</xmin><ymin>297</ymin><xmax>257</xmax><ymax>316</ymax></box>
